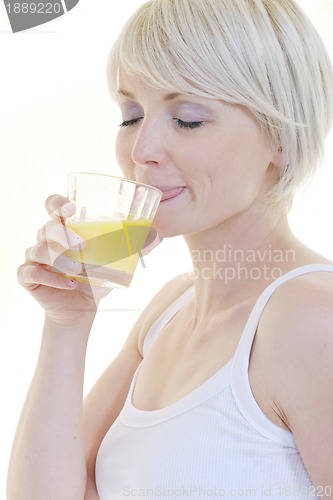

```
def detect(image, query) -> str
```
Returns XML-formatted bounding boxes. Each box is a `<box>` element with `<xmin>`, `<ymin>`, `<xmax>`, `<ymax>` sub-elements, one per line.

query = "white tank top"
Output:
<box><xmin>96</xmin><ymin>264</ymin><xmax>333</xmax><ymax>499</ymax></box>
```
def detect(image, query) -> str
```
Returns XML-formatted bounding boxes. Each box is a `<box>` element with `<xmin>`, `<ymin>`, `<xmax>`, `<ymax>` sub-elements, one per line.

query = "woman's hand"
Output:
<box><xmin>17</xmin><ymin>194</ymin><xmax>111</xmax><ymax>325</ymax></box>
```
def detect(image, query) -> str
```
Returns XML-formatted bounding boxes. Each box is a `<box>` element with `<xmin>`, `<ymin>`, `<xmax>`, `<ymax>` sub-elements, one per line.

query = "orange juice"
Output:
<box><xmin>66</xmin><ymin>219</ymin><xmax>152</xmax><ymax>286</ymax></box>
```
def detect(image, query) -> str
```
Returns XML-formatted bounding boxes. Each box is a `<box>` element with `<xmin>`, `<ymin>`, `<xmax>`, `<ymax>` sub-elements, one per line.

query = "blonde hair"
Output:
<box><xmin>108</xmin><ymin>0</ymin><xmax>333</xmax><ymax>210</ymax></box>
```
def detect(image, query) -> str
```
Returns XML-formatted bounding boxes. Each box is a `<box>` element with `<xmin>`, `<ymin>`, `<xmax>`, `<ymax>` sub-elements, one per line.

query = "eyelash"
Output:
<box><xmin>119</xmin><ymin>118</ymin><xmax>142</xmax><ymax>127</ymax></box>
<box><xmin>175</xmin><ymin>119</ymin><xmax>204</xmax><ymax>129</ymax></box>
<box><xmin>119</xmin><ymin>118</ymin><xmax>204</xmax><ymax>129</ymax></box>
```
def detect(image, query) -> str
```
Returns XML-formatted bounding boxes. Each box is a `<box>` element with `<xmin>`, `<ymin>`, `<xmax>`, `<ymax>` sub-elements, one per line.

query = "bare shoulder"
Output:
<box><xmin>257</xmin><ymin>269</ymin><xmax>333</xmax><ymax>487</ymax></box>
<box><xmin>257</xmin><ymin>268</ymin><xmax>333</xmax><ymax>375</ymax></box>
<box><xmin>136</xmin><ymin>272</ymin><xmax>194</xmax><ymax>355</ymax></box>
<box><xmin>260</xmin><ymin>269</ymin><xmax>333</xmax><ymax>355</ymax></box>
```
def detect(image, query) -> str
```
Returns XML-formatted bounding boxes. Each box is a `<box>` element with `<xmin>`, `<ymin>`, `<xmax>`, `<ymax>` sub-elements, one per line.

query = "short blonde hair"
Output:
<box><xmin>108</xmin><ymin>0</ymin><xmax>333</xmax><ymax>210</ymax></box>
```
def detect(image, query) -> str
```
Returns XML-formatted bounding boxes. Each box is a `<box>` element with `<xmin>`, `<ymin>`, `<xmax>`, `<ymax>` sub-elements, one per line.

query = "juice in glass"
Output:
<box><xmin>66</xmin><ymin>218</ymin><xmax>152</xmax><ymax>287</ymax></box>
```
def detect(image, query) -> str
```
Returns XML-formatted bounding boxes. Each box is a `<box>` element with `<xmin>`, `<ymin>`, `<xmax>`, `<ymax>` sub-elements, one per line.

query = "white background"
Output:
<box><xmin>0</xmin><ymin>0</ymin><xmax>332</xmax><ymax>496</ymax></box>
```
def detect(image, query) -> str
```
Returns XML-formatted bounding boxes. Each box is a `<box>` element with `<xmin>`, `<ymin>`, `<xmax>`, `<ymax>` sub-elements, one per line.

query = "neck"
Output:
<box><xmin>183</xmin><ymin>205</ymin><xmax>297</xmax><ymax>321</ymax></box>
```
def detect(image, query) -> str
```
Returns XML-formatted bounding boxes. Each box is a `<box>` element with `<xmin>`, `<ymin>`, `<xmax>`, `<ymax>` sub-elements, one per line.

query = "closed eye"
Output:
<box><xmin>119</xmin><ymin>117</ymin><xmax>143</xmax><ymax>127</ymax></box>
<box><xmin>174</xmin><ymin>119</ymin><xmax>204</xmax><ymax>129</ymax></box>
<box><xmin>119</xmin><ymin>117</ymin><xmax>204</xmax><ymax>129</ymax></box>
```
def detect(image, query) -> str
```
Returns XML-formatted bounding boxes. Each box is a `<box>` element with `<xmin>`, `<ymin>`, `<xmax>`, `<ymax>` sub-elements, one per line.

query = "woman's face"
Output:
<box><xmin>115</xmin><ymin>73</ymin><xmax>280</xmax><ymax>237</ymax></box>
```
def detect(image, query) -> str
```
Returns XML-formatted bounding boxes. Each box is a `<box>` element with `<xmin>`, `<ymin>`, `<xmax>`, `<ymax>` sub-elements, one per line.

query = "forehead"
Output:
<box><xmin>116</xmin><ymin>70</ymin><xmax>220</xmax><ymax>106</ymax></box>
<box><xmin>116</xmin><ymin>71</ymin><xmax>181</xmax><ymax>105</ymax></box>
<box><xmin>117</xmin><ymin>70</ymin><xmax>175</xmax><ymax>95</ymax></box>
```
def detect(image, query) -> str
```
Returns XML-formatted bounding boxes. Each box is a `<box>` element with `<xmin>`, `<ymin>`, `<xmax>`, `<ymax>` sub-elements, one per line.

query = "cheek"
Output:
<box><xmin>185</xmin><ymin>128</ymin><xmax>273</xmax><ymax>212</ymax></box>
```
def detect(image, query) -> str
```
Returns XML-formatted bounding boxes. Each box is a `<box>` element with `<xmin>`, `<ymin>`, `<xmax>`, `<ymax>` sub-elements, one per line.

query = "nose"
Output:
<box><xmin>131</xmin><ymin>118</ymin><xmax>167</xmax><ymax>167</ymax></box>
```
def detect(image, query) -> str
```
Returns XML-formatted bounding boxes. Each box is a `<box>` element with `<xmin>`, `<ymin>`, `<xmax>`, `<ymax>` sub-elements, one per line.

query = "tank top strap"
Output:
<box><xmin>142</xmin><ymin>284</ymin><xmax>195</xmax><ymax>357</ymax></box>
<box><xmin>233</xmin><ymin>263</ymin><xmax>333</xmax><ymax>365</ymax></box>
<box><xmin>230</xmin><ymin>263</ymin><xmax>333</xmax><ymax>444</ymax></box>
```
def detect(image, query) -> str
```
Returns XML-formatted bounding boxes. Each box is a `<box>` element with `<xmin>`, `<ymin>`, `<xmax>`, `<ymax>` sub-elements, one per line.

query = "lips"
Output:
<box><xmin>158</xmin><ymin>186</ymin><xmax>185</xmax><ymax>202</ymax></box>
<box><xmin>135</xmin><ymin>180</ymin><xmax>186</xmax><ymax>202</ymax></box>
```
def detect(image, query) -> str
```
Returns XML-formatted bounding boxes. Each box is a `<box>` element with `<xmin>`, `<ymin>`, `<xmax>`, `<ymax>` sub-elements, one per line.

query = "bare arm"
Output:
<box><xmin>7</xmin><ymin>194</ymin><xmax>191</xmax><ymax>499</ymax></box>
<box><xmin>255</xmin><ymin>272</ymin><xmax>333</xmax><ymax>496</ymax></box>
<box><xmin>6</xmin><ymin>195</ymin><xmax>106</xmax><ymax>499</ymax></box>
<box><xmin>7</xmin><ymin>317</ymin><xmax>95</xmax><ymax>500</ymax></box>
<box><xmin>283</xmin><ymin>294</ymin><xmax>333</xmax><ymax>494</ymax></box>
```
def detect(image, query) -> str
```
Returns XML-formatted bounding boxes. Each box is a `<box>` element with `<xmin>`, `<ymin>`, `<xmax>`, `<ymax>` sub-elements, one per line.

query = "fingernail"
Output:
<box><xmin>61</xmin><ymin>202</ymin><xmax>75</xmax><ymax>214</ymax></box>
<box><xmin>66</xmin><ymin>279</ymin><xmax>77</xmax><ymax>288</ymax></box>
<box><xmin>53</xmin><ymin>202</ymin><xmax>75</xmax><ymax>219</ymax></box>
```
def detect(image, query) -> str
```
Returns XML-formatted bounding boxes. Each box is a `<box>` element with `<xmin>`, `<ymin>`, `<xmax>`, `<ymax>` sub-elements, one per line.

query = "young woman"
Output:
<box><xmin>7</xmin><ymin>0</ymin><xmax>333</xmax><ymax>498</ymax></box>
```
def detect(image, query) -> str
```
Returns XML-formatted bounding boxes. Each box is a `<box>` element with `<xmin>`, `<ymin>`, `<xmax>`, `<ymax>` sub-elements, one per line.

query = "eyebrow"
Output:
<box><xmin>118</xmin><ymin>89</ymin><xmax>181</xmax><ymax>102</ymax></box>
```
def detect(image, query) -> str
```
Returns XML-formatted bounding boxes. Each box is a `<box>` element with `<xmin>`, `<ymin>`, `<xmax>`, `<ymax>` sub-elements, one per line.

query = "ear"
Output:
<box><xmin>271</xmin><ymin>146</ymin><xmax>284</xmax><ymax>169</ymax></box>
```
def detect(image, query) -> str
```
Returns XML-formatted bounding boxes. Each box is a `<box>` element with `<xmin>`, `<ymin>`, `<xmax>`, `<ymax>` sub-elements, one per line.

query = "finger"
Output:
<box><xmin>36</xmin><ymin>220</ymin><xmax>85</xmax><ymax>250</ymax></box>
<box><xmin>25</xmin><ymin>243</ymin><xmax>82</xmax><ymax>275</ymax></box>
<box><xmin>45</xmin><ymin>194</ymin><xmax>76</xmax><ymax>222</ymax></box>
<box><xmin>17</xmin><ymin>263</ymin><xmax>77</xmax><ymax>290</ymax></box>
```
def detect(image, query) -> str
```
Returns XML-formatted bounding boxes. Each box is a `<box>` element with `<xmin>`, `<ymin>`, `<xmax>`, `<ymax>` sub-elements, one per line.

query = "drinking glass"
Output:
<box><xmin>64</xmin><ymin>173</ymin><xmax>162</xmax><ymax>287</ymax></box>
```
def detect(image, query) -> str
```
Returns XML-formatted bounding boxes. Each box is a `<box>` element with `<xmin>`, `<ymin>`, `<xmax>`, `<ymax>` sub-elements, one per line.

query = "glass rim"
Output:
<box><xmin>68</xmin><ymin>172</ymin><xmax>163</xmax><ymax>196</ymax></box>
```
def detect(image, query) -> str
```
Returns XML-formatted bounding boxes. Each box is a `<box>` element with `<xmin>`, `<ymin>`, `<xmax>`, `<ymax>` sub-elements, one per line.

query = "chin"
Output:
<box><xmin>151</xmin><ymin>212</ymin><xmax>183</xmax><ymax>239</ymax></box>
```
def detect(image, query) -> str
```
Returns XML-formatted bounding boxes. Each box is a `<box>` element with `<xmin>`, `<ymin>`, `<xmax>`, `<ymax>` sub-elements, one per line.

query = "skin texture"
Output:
<box><xmin>7</xmin><ymin>75</ymin><xmax>333</xmax><ymax>499</ymax></box>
